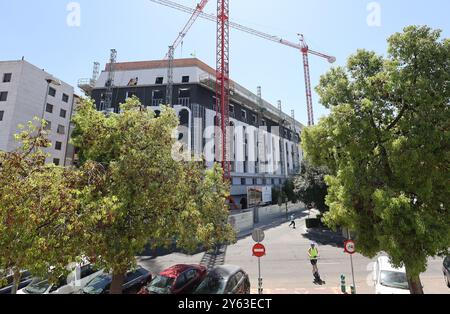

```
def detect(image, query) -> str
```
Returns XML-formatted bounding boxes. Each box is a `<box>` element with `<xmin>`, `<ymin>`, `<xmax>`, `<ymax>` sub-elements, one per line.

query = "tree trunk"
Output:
<box><xmin>110</xmin><ymin>272</ymin><xmax>125</xmax><ymax>295</ymax></box>
<box><xmin>406</xmin><ymin>267</ymin><xmax>424</xmax><ymax>294</ymax></box>
<box><xmin>11</xmin><ymin>267</ymin><xmax>21</xmax><ymax>295</ymax></box>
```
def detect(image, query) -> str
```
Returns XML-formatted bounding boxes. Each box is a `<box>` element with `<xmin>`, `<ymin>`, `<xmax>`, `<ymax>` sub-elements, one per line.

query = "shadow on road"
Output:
<box><xmin>301</xmin><ymin>228</ymin><xmax>345</xmax><ymax>248</ymax></box>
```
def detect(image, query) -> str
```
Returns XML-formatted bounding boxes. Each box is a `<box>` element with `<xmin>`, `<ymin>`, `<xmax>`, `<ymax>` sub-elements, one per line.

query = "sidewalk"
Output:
<box><xmin>235</xmin><ymin>204</ymin><xmax>309</xmax><ymax>239</ymax></box>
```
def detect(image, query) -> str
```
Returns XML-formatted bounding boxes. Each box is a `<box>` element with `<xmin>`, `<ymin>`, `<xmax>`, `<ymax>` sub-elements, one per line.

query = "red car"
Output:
<box><xmin>139</xmin><ymin>264</ymin><xmax>207</xmax><ymax>294</ymax></box>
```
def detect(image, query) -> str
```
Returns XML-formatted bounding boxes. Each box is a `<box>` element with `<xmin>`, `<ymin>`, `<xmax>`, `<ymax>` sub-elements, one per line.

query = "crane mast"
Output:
<box><xmin>104</xmin><ymin>49</ymin><xmax>117</xmax><ymax>112</ymax></box>
<box><xmin>216</xmin><ymin>0</ymin><xmax>231</xmax><ymax>180</ymax></box>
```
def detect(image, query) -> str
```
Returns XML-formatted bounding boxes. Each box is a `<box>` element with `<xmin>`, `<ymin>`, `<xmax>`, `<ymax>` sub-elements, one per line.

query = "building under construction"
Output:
<box><xmin>80</xmin><ymin>58</ymin><xmax>304</xmax><ymax>209</ymax></box>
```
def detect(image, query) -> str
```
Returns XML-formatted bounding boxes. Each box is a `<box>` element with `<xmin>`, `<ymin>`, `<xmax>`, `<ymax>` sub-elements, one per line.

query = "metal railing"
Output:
<box><xmin>178</xmin><ymin>97</ymin><xmax>191</xmax><ymax>107</ymax></box>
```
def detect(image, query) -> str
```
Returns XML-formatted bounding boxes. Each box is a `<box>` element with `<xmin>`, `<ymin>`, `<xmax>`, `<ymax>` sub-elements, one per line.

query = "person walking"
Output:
<box><xmin>288</xmin><ymin>214</ymin><xmax>296</xmax><ymax>229</ymax></box>
<box><xmin>308</xmin><ymin>242</ymin><xmax>324</xmax><ymax>284</ymax></box>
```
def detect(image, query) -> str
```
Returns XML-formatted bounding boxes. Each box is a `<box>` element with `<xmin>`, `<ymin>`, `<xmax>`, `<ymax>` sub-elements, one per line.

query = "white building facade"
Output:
<box><xmin>0</xmin><ymin>60</ymin><xmax>76</xmax><ymax>165</ymax></box>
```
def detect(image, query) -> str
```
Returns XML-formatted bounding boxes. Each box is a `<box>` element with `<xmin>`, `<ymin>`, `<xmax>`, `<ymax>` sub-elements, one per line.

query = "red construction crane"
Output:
<box><xmin>149</xmin><ymin>0</ymin><xmax>336</xmax><ymax>126</ymax></box>
<box><xmin>215</xmin><ymin>0</ymin><xmax>231</xmax><ymax>180</ymax></box>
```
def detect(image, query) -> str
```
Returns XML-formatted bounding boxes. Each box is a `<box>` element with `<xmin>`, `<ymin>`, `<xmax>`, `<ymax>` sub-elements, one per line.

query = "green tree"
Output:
<box><xmin>302</xmin><ymin>26</ymin><xmax>450</xmax><ymax>294</ymax></box>
<box><xmin>71</xmin><ymin>97</ymin><xmax>235</xmax><ymax>294</ymax></box>
<box><xmin>294</xmin><ymin>161</ymin><xmax>329</xmax><ymax>213</ymax></box>
<box><xmin>282</xmin><ymin>180</ymin><xmax>298</xmax><ymax>204</ymax></box>
<box><xmin>0</xmin><ymin>120</ymin><xmax>85</xmax><ymax>293</ymax></box>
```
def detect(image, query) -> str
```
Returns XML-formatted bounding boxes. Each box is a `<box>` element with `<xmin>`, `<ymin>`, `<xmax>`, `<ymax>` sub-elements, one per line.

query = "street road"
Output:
<box><xmin>138</xmin><ymin>206</ymin><xmax>449</xmax><ymax>294</ymax></box>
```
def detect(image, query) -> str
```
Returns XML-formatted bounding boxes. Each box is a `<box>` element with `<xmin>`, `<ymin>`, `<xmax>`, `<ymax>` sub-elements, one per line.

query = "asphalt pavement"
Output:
<box><xmin>138</xmin><ymin>206</ymin><xmax>449</xmax><ymax>294</ymax></box>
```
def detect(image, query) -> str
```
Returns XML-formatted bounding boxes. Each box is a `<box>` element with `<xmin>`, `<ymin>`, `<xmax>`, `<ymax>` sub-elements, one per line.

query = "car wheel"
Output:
<box><xmin>446</xmin><ymin>275</ymin><xmax>450</xmax><ymax>288</ymax></box>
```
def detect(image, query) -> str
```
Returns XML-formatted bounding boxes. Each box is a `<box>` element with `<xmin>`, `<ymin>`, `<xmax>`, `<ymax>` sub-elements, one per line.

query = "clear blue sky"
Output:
<box><xmin>1</xmin><ymin>0</ymin><xmax>449</xmax><ymax>125</ymax></box>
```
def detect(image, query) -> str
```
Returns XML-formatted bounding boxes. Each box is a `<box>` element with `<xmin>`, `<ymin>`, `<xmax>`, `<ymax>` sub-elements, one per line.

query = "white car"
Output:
<box><xmin>18</xmin><ymin>263</ymin><xmax>103</xmax><ymax>294</ymax></box>
<box><xmin>373</xmin><ymin>256</ymin><xmax>410</xmax><ymax>294</ymax></box>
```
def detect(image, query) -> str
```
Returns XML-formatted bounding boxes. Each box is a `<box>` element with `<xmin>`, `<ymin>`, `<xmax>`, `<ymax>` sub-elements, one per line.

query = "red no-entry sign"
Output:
<box><xmin>344</xmin><ymin>240</ymin><xmax>356</xmax><ymax>255</ymax></box>
<box><xmin>253</xmin><ymin>243</ymin><xmax>266</xmax><ymax>257</ymax></box>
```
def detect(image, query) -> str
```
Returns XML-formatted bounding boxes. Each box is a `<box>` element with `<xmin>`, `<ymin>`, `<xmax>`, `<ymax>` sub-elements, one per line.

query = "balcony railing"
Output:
<box><xmin>152</xmin><ymin>99</ymin><xmax>164</xmax><ymax>106</ymax></box>
<box><xmin>178</xmin><ymin>97</ymin><xmax>190</xmax><ymax>107</ymax></box>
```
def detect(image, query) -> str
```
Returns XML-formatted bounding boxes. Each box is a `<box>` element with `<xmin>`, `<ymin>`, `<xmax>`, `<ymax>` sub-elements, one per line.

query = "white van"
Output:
<box><xmin>18</xmin><ymin>263</ymin><xmax>103</xmax><ymax>294</ymax></box>
<box><xmin>373</xmin><ymin>256</ymin><xmax>410</xmax><ymax>294</ymax></box>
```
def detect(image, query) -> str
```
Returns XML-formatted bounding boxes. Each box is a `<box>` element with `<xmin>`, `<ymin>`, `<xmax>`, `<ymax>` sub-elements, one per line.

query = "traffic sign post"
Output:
<box><xmin>344</xmin><ymin>231</ymin><xmax>357</xmax><ymax>294</ymax></box>
<box><xmin>252</xmin><ymin>229</ymin><xmax>266</xmax><ymax>295</ymax></box>
<box><xmin>252</xmin><ymin>228</ymin><xmax>265</xmax><ymax>243</ymax></box>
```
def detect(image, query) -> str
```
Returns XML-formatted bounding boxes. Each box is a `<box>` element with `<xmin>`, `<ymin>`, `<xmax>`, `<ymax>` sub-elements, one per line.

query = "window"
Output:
<box><xmin>252</xmin><ymin>114</ymin><xmax>257</xmax><ymax>124</ymax></box>
<box><xmin>3</xmin><ymin>73</ymin><xmax>12</xmax><ymax>83</ymax></box>
<box><xmin>229</xmin><ymin>104</ymin><xmax>235</xmax><ymax>114</ymax></box>
<box><xmin>178</xmin><ymin>88</ymin><xmax>191</xmax><ymax>98</ymax></box>
<box><xmin>241</xmin><ymin>109</ymin><xmax>247</xmax><ymax>120</ymax></box>
<box><xmin>185</xmin><ymin>269</ymin><xmax>197</xmax><ymax>282</ymax></box>
<box><xmin>0</xmin><ymin>91</ymin><xmax>7</xmax><ymax>102</ymax></box>
<box><xmin>57</xmin><ymin>125</ymin><xmax>65</xmax><ymax>135</ymax></box>
<box><xmin>0</xmin><ymin>110</ymin><xmax>4</xmax><ymax>121</ymax></box>
<box><xmin>45</xmin><ymin>103</ymin><xmax>53</xmax><ymax>113</ymax></box>
<box><xmin>155</xmin><ymin>77</ymin><xmax>164</xmax><ymax>85</ymax></box>
<box><xmin>55</xmin><ymin>141</ymin><xmax>62</xmax><ymax>151</ymax></box>
<box><xmin>241</xmin><ymin>178</ymin><xmax>246</xmax><ymax>186</ymax></box>
<box><xmin>174</xmin><ymin>274</ymin><xmax>188</xmax><ymax>290</ymax></box>
<box><xmin>125</xmin><ymin>269</ymin><xmax>143</xmax><ymax>283</ymax></box>
<box><xmin>44</xmin><ymin>120</ymin><xmax>51</xmax><ymax>131</ymax></box>
<box><xmin>225</xmin><ymin>276</ymin><xmax>239</xmax><ymax>294</ymax></box>
<box><xmin>53</xmin><ymin>158</ymin><xmax>60</xmax><ymax>166</ymax></box>
<box><xmin>182</xmin><ymin>76</ymin><xmax>190</xmax><ymax>83</ymax></box>
<box><xmin>80</xmin><ymin>265</ymin><xmax>98</xmax><ymax>279</ymax></box>
<box><xmin>60</xmin><ymin>109</ymin><xmax>67</xmax><ymax>118</ymax></box>
<box><xmin>62</xmin><ymin>93</ymin><xmax>69</xmax><ymax>103</ymax></box>
<box><xmin>153</xmin><ymin>90</ymin><xmax>164</xmax><ymax>99</ymax></box>
<box><xmin>48</xmin><ymin>87</ymin><xmax>56</xmax><ymax>97</ymax></box>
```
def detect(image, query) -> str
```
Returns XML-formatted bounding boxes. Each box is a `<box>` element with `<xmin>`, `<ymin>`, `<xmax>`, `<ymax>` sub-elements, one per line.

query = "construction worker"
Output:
<box><xmin>308</xmin><ymin>242</ymin><xmax>324</xmax><ymax>284</ymax></box>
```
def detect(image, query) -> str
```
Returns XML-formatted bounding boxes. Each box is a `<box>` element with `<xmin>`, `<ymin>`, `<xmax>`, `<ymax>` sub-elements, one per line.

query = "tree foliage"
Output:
<box><xmin>302</xmin><ymin>26</ymin><xmax>450</xmax><ymax>293</ymax></box>
<box><xmin>0</xmin><ymin>120</ymin><xmax>85</xmax><ymax>293</ymax></box>
<box><xmin>294</xmin><ymin>161</ymin><xmax>329</xmax><ymax>213</ymax></box>
<box><xmin>71</xmin><ymin>97</ymin><xmax>235</xmax><ymax>293</ymax></box>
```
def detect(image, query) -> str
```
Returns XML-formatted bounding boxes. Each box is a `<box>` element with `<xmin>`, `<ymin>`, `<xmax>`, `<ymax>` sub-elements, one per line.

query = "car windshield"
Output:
<box><xmin>148</xmin><ymin>275</ymin><xmax>175</xmax><ymax>294</ymax></box>
<box><xmin>24</xmin><ymin>278</ymin><xmax>51</xmax><ymax>294</ymax></box>
<box><xmin>380</xmin><ymin>271</ymin><xmax>409</xmax><ymax>290</ymax></box>
<box><xmin>82</xmin><ymin>274</ymin><xmax>111</xmax><ymax>294</ymax></box>
<box><xmin>194</xmin><ymin>272</ymin><xmax>227</xmax><ymax>294</ymax></box>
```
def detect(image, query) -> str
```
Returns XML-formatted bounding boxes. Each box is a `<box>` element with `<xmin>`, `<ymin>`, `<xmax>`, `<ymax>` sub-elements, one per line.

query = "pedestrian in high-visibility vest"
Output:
<box><xmin>308</xmin><ymin>242</ymin><xmax>324</xmax><ymax>284</ymax></box>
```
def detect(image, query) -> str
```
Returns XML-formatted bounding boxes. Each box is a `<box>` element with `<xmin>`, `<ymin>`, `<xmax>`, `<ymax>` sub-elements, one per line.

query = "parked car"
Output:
<box><xmin>194</xmin><ymin>265</ymin><xmax>250</xmax><ymax>294</ymax></box>
<box><xmin>443</xmin><ymin>256</ymin><xmax>450</xmax><ymax>288</ymax></box>
<box><xmin>81</xmin><ymin>267</ymin><xmax>151</xmax><ymax>294</ymax></box>
<box><xmin>18</xmin><ymin>263</ymin><xmax>103</xmax><ymax>294</ymax></box>
<box><xmin>0</xmin><ymin>270</ymin><xmax>33</xmax><ymax>294</ymax></box>
<box><xmin>373</xmin><ymin>256</ymin><xmax>410</xmax><ymax>294</ymax></box>
<box><xmin>139</xmin><ymin>264</ymin><xmax>207</xmax><ymax>295</ymax></box>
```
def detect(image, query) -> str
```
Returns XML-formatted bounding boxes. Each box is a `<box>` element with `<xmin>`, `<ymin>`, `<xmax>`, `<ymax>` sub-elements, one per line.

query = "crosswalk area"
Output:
<box><xmin>251</xmin><ymin>287</ymin><xmax>342</xmax><ymax>295</ymax></box>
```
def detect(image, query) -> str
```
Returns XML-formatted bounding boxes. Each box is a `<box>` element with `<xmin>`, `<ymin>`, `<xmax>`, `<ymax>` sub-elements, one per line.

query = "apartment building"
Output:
<box><xmin>81</xmin><ymin>58</ymin><xmax>304</xmax><ymax>208</ymax></box>
<box><xmin>0</xmin><ymin>59</ymin><xmax>76</xmax><ymax>165</ymax></box>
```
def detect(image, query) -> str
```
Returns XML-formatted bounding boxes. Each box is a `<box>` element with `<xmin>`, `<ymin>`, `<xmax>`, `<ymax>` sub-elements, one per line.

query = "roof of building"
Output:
<box><xmin>102</xmin><ymin>58</ymin><xmax>304</xmax><ymax>130</ymax></box>
<box><xmin>105</xmin><ymin>58</ymin><xmax>216</xmax><ymax>77</ymax></box>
